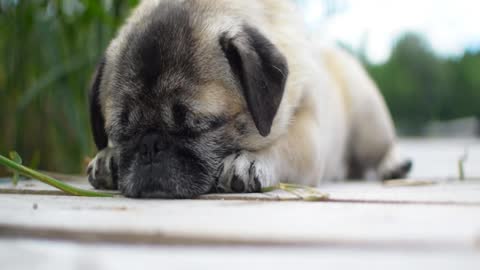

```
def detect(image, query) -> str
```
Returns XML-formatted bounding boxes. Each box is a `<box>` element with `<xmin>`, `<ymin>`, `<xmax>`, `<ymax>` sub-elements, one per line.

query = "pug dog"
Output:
<box><xmin>87</xmin><ymin>0</ymin><xmax>412</xmax><ymax>198</ymax></box>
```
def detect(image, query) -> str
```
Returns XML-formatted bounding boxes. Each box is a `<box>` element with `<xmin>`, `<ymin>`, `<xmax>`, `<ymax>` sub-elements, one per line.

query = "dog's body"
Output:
<box><xmin>87</xmin><ymin>0</ymin><xmax>411</xmax><ymax>198</ymax></box>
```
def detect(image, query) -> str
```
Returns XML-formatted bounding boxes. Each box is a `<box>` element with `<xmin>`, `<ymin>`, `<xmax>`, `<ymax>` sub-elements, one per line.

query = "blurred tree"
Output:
<box><xmin>366</xmin><ymin>33</ymin><xmax>479</xmax><ymax>134</ymax></box>
<box><xmin>447</xmin><ymin>52</ymin><xmax>480</xmax><ymax>119</ymax></box>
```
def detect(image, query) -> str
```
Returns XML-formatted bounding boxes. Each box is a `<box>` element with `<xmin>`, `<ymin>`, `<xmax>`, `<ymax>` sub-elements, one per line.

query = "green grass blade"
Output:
<box><xmin>9</xmin><ymin>151</ymin><xmax>22</xmax><ymax>186</ymax></box>
<box><xmin>0</xmin><ymin>154</ymin><xmax>113</xmax><ymax>197</ymax></box>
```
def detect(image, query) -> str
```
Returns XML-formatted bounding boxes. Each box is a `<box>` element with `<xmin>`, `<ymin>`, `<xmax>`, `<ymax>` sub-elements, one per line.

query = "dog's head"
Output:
<box><xmin>88</xmin><ymin>2</ymin><xmax>288</xmax><ymax>198</ymax></box>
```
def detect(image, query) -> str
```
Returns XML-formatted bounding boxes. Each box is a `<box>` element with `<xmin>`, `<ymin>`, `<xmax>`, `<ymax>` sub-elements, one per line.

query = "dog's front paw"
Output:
<box><xmin>216</xmin><ymin>151</ymin><xmax>273</xmax><ymax>193</ymax></box>
<box><xmin>87</xmin><ymin>148</ymin><xmax>118</xmax><ymax>190</ymax></box>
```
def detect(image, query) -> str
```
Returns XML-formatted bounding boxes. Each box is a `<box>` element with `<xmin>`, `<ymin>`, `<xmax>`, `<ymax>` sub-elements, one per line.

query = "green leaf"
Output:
<box><xmin>9</xmin><ymin>151</ymin><xmax>22</xmax><ymax>186</ymax></box>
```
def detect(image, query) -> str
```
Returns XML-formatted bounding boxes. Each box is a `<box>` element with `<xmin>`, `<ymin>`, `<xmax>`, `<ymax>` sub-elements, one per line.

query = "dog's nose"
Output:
<box><xmin>139</xmin><ymin>133</ymin><xmax>165</xmax><ymax>163</ymax></box>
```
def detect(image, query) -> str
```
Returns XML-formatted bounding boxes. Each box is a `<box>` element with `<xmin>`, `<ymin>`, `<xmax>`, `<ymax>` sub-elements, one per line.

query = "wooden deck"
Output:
<box><xmin>1</xmin><ymin>179</ymin><xmax>479</xmax><ymax>269</ymax></box>
<box><xmin>1</xmin><ymin>138</ymin><xmax>479</xmax><ymax>269</ymax></box>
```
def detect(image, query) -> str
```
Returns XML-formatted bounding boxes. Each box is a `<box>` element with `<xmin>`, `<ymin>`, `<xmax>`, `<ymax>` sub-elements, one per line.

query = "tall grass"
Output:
<box><xmin>0</xmin><ymin>0</ymin><xmax>138</xmax><ymax>175</ymax></box>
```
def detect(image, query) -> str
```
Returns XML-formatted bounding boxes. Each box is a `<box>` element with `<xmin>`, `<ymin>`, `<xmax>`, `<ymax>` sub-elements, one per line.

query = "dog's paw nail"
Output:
<box><xmin>231</xmin><ymin>175</ymin><xmax>245</xmax><ymax>192</ymax></box>
<box><xmin>88</xmin><ymin>173</ymin><xmax>104</xmax><ymax>189</ymax></box>
<box><xmin>88</xmin><ymin>173</ymin><xmax>95</xmax><ymax>184</ymax></box>
<box><xmin>253</xmin><ymin>176</ymin><xmax>262</xmax><ymax>192</ymax></box>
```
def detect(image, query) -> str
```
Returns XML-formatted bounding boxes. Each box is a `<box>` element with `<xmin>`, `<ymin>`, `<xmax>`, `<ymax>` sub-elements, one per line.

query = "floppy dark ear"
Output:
<box><xmin>221</xmin><ymin>25</ymin><xmax>289</xmax><ymax>137</ymax></box>
<box><xmin>88</xmin><ymin>58</ymin><xmax>108</xmax><ymax>150</ymax></box>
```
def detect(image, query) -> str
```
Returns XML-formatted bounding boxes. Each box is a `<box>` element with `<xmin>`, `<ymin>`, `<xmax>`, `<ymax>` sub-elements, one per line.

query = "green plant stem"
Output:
<box><xmin>0</xmin><ymin>154</ymin><xmax>113</xmax><ymax>197</ymax></box>
<box><xmin>458</xmin><ymin>159</ymin><xmax>465</xmax><ymax>180</ymax></box>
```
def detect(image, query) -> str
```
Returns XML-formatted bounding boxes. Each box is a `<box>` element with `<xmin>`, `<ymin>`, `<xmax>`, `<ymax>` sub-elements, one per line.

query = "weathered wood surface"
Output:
<box><xmin>0</xmin><ymin>180</ymin><xmax>479</xmax><ymax>245</ymax></box>
<box><xmin>1</xmin><ymin>179</ymin><xmax>479</xmax><ymax>205</ymax></box>
<box><xmin>1</xmin><ymin>238</ymin><xmax>479</xmax><ymax>270</ymax></box>
<box><xmin>1</xmin><ymin>138</ymin><xmax>479</xmax><ymax>269</ymax></box>
<box><xmin>1</xmin><ymin>180</ymin><xmax>479</xmax><ymax>269</ymax></box>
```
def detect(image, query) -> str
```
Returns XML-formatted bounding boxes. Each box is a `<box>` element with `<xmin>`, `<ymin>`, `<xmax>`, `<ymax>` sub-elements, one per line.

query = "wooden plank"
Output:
<box><xmin>1</xmin><ymin>239</ymin><xmax>479</xmax><ymax>270</ymax></box>
<box><xmin>1</xmin><ymin>179</ymin><xmax>479</xmax><ymax>269</ymax></box>
<box><xmin>1</xmin><ymin>179</ymin><xmax>479</xmax><ymax>205</ymax></box>
<box><xmin>320</xmin><ymin>181</ymin><xmax>480</xmax><ymax>205</ymax></box>
<box><xmin>0</xmin><ymin>191</ymin><xmax>479</xmax><ymax>247</ymax></box>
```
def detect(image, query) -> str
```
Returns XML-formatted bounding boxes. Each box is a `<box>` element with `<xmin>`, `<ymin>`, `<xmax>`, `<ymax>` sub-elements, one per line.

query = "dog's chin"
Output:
<box><xmin>118</xmin><ymin>172</ymin><xmax>214</xmax><ymax>199</ymax></box>
<box><xmin>120</xmin><ymin>183</ymin><xmax>213</xmax><ymax>199</ymax></box>
<box><xmin>135</xmin><ymin>190</ymin><xmax>200</xmax><ymax>199</ymax></box>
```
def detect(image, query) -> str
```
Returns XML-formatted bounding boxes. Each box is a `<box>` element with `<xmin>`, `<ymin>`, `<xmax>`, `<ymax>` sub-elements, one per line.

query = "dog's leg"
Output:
<box><xmin>87</xmin><ymin>147</ymin><xmax>119</xmax><ymax>190</ymax></box>
<box><xmin>322</xmin><ymin>47</ymin><xmax>413</xmax><ymax>181</ymax></box>
<box><xmin>216</xmin><ymin>109</ymin><xmax>330</xmax><ymax>193</ymax></box>
<box><xmin>377</xmin><ymin>146</ymin><xmax>413</xmax><ymax>180</ymax></box>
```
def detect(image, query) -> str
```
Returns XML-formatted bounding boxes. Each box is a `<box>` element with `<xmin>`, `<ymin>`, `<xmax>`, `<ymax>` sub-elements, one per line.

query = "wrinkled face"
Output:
<box><xmin>107</xmin><ymin>85</ymin><xmax>244</xmax><ymax>198</ymax></box>
<box><xmin>105</xmin><ymin>70</ymin><xmax>252</xmax><ymax>198</ymax></box>
<box><xmin>89</xmin><ymin>2</ymin><xmax>288</xmax><ymax>198</ymax></box>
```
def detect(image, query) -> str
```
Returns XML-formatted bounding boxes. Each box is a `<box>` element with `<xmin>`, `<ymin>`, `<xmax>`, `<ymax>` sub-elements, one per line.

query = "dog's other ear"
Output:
<box><xmin>221</xmin><ymin>25</ymin><xmax>288</xmax><ymax>137</ymax></box>
<box><xmin>88</xmin><ymin>58</ymin><xmax>108</xmax><ymax>150</ymax></box>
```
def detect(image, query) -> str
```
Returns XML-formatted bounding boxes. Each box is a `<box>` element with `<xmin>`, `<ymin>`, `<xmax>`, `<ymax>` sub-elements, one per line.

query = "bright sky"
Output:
<box><xmin>300</xmin><ymin>0</ymin><xmax>480</xmax><ymax>63</ymax></box>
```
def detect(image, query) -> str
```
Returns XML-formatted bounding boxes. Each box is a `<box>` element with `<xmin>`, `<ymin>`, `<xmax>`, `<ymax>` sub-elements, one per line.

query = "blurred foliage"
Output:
<box><xmin>365</xmin><ymin>33</ymin><xmax>480</xmax><ymax>134</ymax></box>
<box><xmin>0</xmin><ymin>0</ymin><xmax>138</xmax><ymax>175</ymax></box>
<box><xmin>0</xmin><ymin>2</ymin><xmax>478</xmax><ymax>175</ymax></box>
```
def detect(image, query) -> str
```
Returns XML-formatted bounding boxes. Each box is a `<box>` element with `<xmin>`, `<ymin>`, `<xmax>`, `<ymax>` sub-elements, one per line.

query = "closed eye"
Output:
<box><xmin>193</xmin><ymin>116</ymin><xmax>228</xmax><ymax>132</ymax></box>
<box><xmin>172</xmin><ymin>116</ymin><xmax>228</xmax><ymax>138</ymax></box>
<box><xmin>201</xmin><ymin>116</ymin><xmax>227</xmax><ymax>132</ymax></box>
